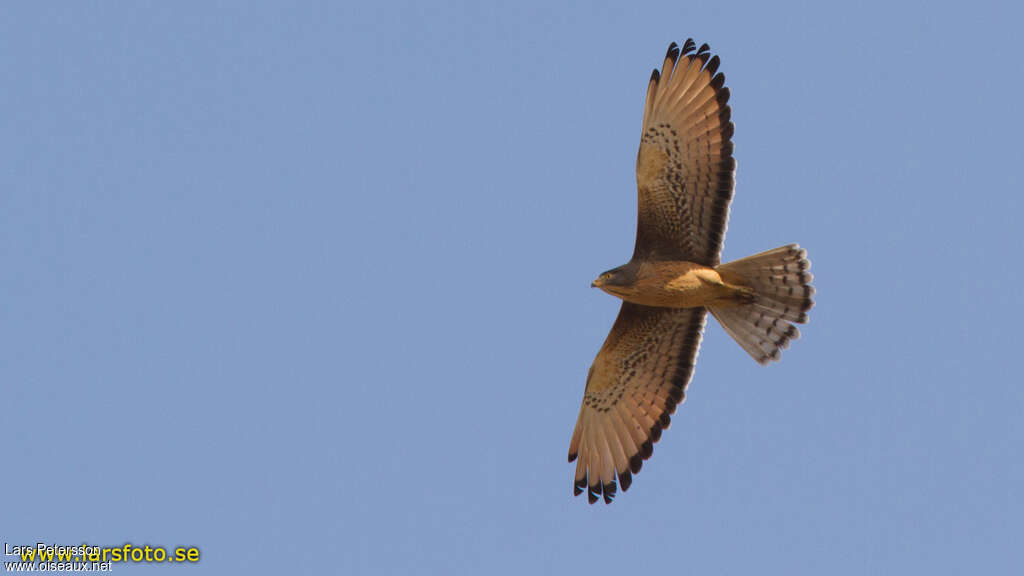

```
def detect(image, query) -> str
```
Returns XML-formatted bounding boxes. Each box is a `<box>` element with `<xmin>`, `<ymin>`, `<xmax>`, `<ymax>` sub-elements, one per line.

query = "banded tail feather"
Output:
<box><xmin>710</xmin><ymin>244</ymin><xmax>815</xmax><ymax>364</ymax></box>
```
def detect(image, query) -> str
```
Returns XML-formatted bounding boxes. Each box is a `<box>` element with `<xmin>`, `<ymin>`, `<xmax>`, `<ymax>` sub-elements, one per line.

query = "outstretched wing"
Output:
<box><xmin>634</xmin><ymin>39</ymin><xmax>735</xmax><ymax>265</ymax></box>
<box><xmin>568</xmin><ymin>304</ymin><xmax>706</xmax><ymax>503</ymax></box>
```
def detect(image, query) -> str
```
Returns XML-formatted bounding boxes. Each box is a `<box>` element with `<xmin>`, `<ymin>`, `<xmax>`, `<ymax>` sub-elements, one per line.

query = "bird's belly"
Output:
<box><xmin>622</xmin><ymin>266</ymin><xmax>733</xmax><ymax>308</ymax></box>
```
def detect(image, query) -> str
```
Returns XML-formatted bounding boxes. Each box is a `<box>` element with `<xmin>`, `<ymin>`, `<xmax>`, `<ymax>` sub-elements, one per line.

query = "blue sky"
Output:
<box><xmin>3</xmin><ymin>1</ymin><xmax>1022</xmax><ymax>574</ymax></box>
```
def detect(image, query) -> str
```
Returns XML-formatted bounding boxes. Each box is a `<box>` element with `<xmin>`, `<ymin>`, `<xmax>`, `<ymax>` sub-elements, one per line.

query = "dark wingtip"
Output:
<box><xmin>650</xmin><ymin>68</ymin><xmax>660</xmax><ymax>83</ymax></box>
<box><xmin>587</xmin><ymin>484</ymin><xmax>600</xmax><ymax>504</ymax></box>
<box><xmin>665</xmin><ymin>42</ymin><xmax>680</xmax><ymax>65</ymax></box>
<box><xmin>659</xmin><ymin>411</ymin><xmax>671</xmax><ymax>429</ymax></box>
<box><xmin>640</xmin><ymin>440</ymin><xmax>653</xmax><ymax>459</ymax></box>
<box><xmin>722</xmin><ymin>120</ymin><xmax>735</xmax><ymax>141</ymax></box>
<box><xmin>710</xmin><ymin>72</ymin><xmax>726</xmax><ymax>92</ymax></box>
<box><xmin>629</xmin><ymin>452</ymin><xmax>644</xmax><ymax>473</ymax></box>
<box><xmin>568</xmin><ymin>450</ymin><xmax>577</xmax><ymax>463</ymax></box>
<box><xmin>618</xmin><ymin>470</ymin><xmax>633</xmax><ymax>492</ymax></box>
<box><xmin>668</xmin><ymin>386</ymin><xmax>684</xmax><ymax>405</ymax></box>
<box><xmin>650</xmin><ymin>422</ymin><xmax>663</xmax><ymax>443</ymax></box>
<box><xmin>705</xmin><ymin>54</ymin><xmax>721</xmax><ymax>76</ymax></box>
<box><xmin>574</xmin><ymin>476</ymin><xmax>587</xmax><ymax>496</ymax></box>
<box><xmin>717</xmin><ymin>86</ymin><xmax>731</xmax><ymax>106</ymax></box>
<box><xmin>602</xmin><ymin>482</ymin><xmax>616</xmax><ymax>504</ymax></box>
<box><xmin>682</xmin><ymin>38</ymin><xmax>696</xmax><ymax>54</ymax></box>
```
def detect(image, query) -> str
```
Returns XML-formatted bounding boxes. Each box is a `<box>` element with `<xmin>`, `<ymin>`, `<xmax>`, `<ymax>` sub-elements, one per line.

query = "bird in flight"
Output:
<box><xmin>569</xmin><ymin>39</ymin><xmax>815</xmax><ymax>504</ymax></box>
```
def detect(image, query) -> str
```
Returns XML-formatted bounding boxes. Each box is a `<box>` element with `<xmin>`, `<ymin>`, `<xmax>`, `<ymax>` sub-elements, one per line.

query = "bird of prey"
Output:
<box><xmin>569</xmin><ymin>39</ymin><xmax>815</xmax><ymax>504</ymax></box>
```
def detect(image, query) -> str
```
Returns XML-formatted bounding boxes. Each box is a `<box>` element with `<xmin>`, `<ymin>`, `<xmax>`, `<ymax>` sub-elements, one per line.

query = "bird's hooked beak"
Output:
<box><xmin>592</xmin><ymin>265</ymin><xmax>633</xmax><ymax>292</ymax></box>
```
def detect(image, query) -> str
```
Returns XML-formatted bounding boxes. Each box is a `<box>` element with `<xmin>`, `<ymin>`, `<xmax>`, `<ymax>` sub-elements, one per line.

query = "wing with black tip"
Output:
<box><xmin>634</xmin><ymin>39</ymin><xmax>736</xmax><ymax>265</ymax></box>
<box><xmin>568</xmin><ymin>304</ymin><xmax>706</xmax><ymax>504</ymax></box>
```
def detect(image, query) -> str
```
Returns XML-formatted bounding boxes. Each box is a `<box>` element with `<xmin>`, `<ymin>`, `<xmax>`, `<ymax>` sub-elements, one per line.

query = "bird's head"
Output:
<box><xmin>592</xmin><ymin>263</ymin><xmax>638</xmax><ymax>295</ymax></box>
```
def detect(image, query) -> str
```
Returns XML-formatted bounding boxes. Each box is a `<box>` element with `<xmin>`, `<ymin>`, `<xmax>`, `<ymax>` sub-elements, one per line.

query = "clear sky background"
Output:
<box><xmin>3</xmin><ymin>1</ymin><xmax>1022</xmax><ymax>574</ymax></box>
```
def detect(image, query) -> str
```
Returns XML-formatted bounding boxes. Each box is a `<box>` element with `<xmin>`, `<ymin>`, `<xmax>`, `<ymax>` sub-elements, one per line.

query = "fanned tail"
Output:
<box><xmin>710</xmin><ymin>244</ymin><xmax>814</xmax><ymax>364</ymax></box>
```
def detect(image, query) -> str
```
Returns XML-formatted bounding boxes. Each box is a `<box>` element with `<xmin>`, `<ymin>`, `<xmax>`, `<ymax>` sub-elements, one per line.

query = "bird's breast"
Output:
<box><xmin>611</xmin><ymin>262</ymin><xmax>730</xmax><ymax>308</ymax></box>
